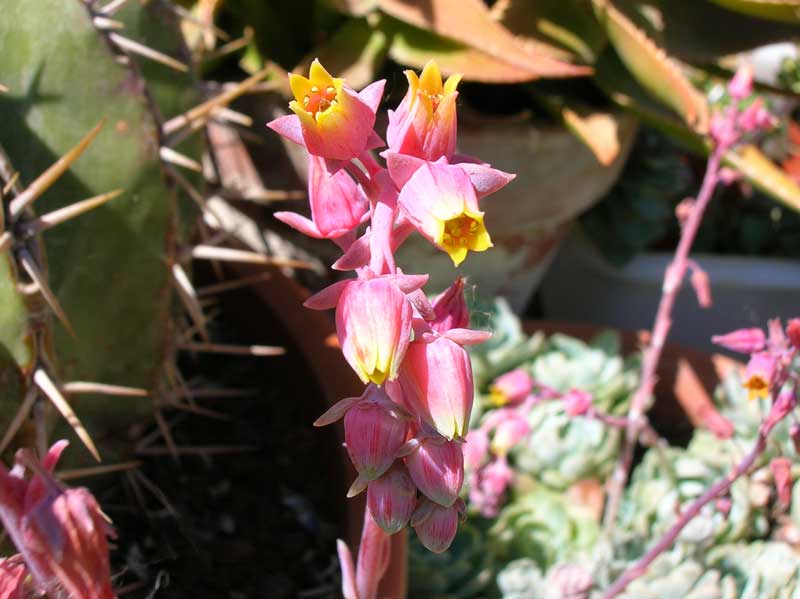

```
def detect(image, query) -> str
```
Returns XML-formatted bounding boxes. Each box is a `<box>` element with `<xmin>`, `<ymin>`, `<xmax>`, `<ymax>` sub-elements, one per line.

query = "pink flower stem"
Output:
<box><xmin>601</xmin><ymin>410</ymin><xmax>783</xmax><ymax>599</ymax></box>
<box><xmin>603</xmin><ymin>110</ymin><xmax>737</xmax><ymax>533</ymax></box>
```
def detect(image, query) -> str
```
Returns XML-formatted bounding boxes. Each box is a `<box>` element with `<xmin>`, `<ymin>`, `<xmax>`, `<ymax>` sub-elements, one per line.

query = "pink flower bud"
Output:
<box><xmin>336</xmin><ymin>278</ymin><xmax>413</xmax><ymax>385</ymax></box>
<box><xmin>411</xmin><ymin>498</ymin><xmax>462</xmax><ymax>554</ymax></box>
<box><xmin>715</xmin><ymin>497</ymin><xmax>732</xmax><ymax>519</ymax></box>
<box><xmin>275</xmin><ymin>154</ymin><xmax>367</xmax><ymax>239</ymax></box>
<box><xmin>764</xmin><ymin>388</ymin><xmax>797</xmax><ymax>434</ymax></box>
<box><xmin>489</xmin><ymin>369</ymin><xmax>533</xmax><ymax>407</ymax></box>
<box><xmin>770</xmin><ymin>457</ymin><xmax>793</xmax><ymax>508</ymax></box>
<box><xmin>491</xmin><ymin>411</ymin><xmax>530</xmax><ymax>455</ymax></box>
<box><xmin>564</xmin><ymin>389</ymin><xmax>593</xmax><ymax>416</ymax></box>
<box><xmin>0</xmin><ymin>556</ymin><xmax>29</xmax><ymax>599</ymax></box>
<box><xmin>430</xmin><ymin>277</ymin><xmax>470</xmax><ymax>332</ymax></box>
<box><xmin>712</xmin><ymin>327</ymin><xmax>766</xmax><ymax>354</ymax></box>
<box><xmin>405</xmin><ymin>436</ymin><xmax>464</xmax><ymax>507</ymax></box>
<box><xmin>387</xmin><ymin>60</ymin><xmax>460</xmax><ymax>161</ymax></box>
<box><xmin>738</xmin><ymin>98</ymin><xmax>775</xmax><ymax>133</ymax></box>
<box><xmin>787</xmin><ymin>319</ymin><xmax>800</xmax><ymax>351</ymax></box>
<box><xmin>743</xmin><ymin>351</ymin><xmax>778</xmax><ymax>400</ymax></box>
<box><xmin>397</xmin><ymin>159</ymin><xmax>492</xmax><ymax>267</ymax></box>
<box><xmin>399</xmin><ymin>337</ymin><xmax>474</xmax><ymax>440</ymax></box>
<box><xmin>728</xmin><ymin>64</ymin><xmax>754</xmax><ymax>100</ymax></box>
<box><xmin>268</xmin><ymin>59</ymin><xmax>384</xmax><ymax>163</ymax></box>
<box><xmin>463</xmin><ymin>429</ymin><xmax>490</xmax><ymax>471</ymax></box>
<box><xmin>344</xmin><ymin>387</ymin><xmax>409</xmax><ymax>484</ymax></box>
<box><xmin>367</xmin><ymin>465</ymin><xmax>417</xmax><ymax>534</ymax></box>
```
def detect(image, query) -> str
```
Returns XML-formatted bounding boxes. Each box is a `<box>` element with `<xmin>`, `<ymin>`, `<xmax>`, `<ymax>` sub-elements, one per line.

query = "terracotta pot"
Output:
<box><xmin>220</xmin><ymin>263</ymin><xmax>408</xmax><ymax>598</ymax></box>
<box><xmin>394</xmin><ymin>109</ymin><xmax>638</xmax><ymax>311</ymax></box>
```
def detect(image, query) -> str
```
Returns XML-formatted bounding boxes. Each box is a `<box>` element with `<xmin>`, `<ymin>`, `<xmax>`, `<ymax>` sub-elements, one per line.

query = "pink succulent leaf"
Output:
<box><xmin>712</xmin><ymin>327</ymin><xmax>766</xmax><ymax>354</ymax></box>
<box><xmin>457</xmin><ymin>162</ymin><xmax>515</xmax><ymax>199</ymax></box>
<box><xmin>407</xmin><ymin>289</ymin><xmax>436</xmax><ymax>321</ymax></box>
<box><xmin>266</xmin><ymin>114</ymin><xmax>305</xmax><ymax>146</ymax></box>
<box><xmin>274</xmin><ymin>211</ymin><xmax>324</xmax><ymax>239</ymax></box>
<box><xmin>333</xmin><ymin>232</ymin><xmax>371</xmax><ymax>271</ymax></box>
<box><xmin>442</xmin><ymin>328</ymin><xmax>492</xmax><ymax>346</ymax></box>
<box><xmin>313</xmin><ymin>396</ymin><xmax>361</xmax><ymax>427</ymax></box>
<box><xmin>358</xmin><ymin>79</ymin><xmax>386</xmax><ymax>114</ymax></box>
<box><xmin>304</xmin><ymin>279</ymin><xmax>351</xmax><ymax>310</ymax></box>
<box><xmin>337</xmin><ymin>540</ymin><xmax>358</xmax><ymax>599</ymax></box>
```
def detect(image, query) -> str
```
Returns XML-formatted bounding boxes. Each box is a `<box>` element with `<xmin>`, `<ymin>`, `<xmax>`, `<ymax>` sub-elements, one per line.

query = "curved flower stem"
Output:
<box><xmin>601</xmin><ymin>414</ymin><xmax>777</xmax><ymax>599</ymax></box>
<box><xmin>603</xmin><ymin>112</ymin><xmax>736</xmax><ymax>533</ymax></box>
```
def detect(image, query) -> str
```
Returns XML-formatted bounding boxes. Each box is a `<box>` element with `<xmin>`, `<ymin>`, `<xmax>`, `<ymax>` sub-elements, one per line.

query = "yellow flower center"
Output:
<box><xmin>488</xmin><ymin>386</ymin><xmax>508</xmax><ymax>407</ymax></box>
<box><xmin>302</xmin><ymin>85</ymin><xmax>338</xmax><ymax>119</ymax></box>
<box><xmin>744</xmin><ymin>375</ymin><xmax>769</xmax><ymax>401</ymax></box>
<box><xmin>442</xmin><ymin>215</ymin><xmax>480</xmax><ymax>248</ymax></box>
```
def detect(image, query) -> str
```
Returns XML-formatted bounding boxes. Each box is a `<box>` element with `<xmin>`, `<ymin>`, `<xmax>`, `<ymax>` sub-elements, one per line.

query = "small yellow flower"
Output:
<box><xmin>435</xmin><ymin>210</ymin><xmax>492</xmax><ymax>267</ymax></box>
<box><xmin>405</xmin><ymin>61</ymin><xmax>462</xmax><ymax>117</ymax></box>
<box><xmin>289</xmin><ymin>59</ymin><xmax>345</xmax><ymax>126</ymax></box>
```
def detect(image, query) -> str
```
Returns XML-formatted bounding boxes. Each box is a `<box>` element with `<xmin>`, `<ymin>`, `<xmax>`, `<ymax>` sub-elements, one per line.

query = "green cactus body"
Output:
<box><xmin>0</xmin><ymin>0</ymin><xmax>201</xmax><ymax>462</ymax></box>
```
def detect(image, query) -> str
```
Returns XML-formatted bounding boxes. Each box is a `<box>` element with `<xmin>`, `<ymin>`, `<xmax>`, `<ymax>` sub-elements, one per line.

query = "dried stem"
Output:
<box><xmin>603</xmin><ymin>113</ymin><xmax>735</xmax><ymax>532</ymax></box>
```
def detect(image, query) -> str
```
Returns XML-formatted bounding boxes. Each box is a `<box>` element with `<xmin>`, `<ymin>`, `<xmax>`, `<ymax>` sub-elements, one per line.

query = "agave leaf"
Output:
<box><xmin>709</xmin><ymin>0</ymin><xmax>800</xmax><ymax>24</ymax></box>
<box><xmin>595</xmin><ymin>50</ymin><xmax>800</xmax><ymax>213</ymax></box>
<box><xmin>592</xmin><ymin>0</ymin><xmax>709</xmax><ymax>133</ymax></box>
<box><xmin>378</xmin><ymin>0</ymin><xmax>592</xmax><ymax>81</ymax></box>
<box><xmin>493</xmin><ymin>0</ymin><xmax>608</xmax><ymax>64</ymax></box>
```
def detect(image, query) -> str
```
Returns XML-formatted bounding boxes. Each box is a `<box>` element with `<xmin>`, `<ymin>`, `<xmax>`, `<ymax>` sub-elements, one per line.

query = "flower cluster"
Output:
<box><xmin>268</xmin><ymin>59</ymin><xmax>514</xmax><ymax>564</ymax></box>
<box><xmin>0</xmin><ymin>441</ymin><xmax>115</xmax><ymax>599</ymax></box>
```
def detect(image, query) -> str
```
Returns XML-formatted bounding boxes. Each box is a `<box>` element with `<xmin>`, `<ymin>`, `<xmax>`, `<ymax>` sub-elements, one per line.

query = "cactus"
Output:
<box><xmin>0</xmin><ymin>0</ymin><xmax>278</xmax><ymax>468</ymax></box>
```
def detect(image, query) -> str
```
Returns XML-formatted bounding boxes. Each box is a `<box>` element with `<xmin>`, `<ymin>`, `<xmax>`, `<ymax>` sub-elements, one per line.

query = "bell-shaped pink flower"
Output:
<box><xmin>712</xmin><ymin>327</ymin><xmax>766</xmax><ymax>354</ymax></box>
<box><xmin>367</xmin><ymin>465</ymin><xmax>417</xmax><ymax>534</ymax></box>
<box><xmin>0</xmin><ymin>556</ymin><xmax>29</xmax><ymax>599</ymax></box>
<box><xmin>738</xmin><ymin>97</ymin><xmax>775</xmax><ymax>133</ymax></box>
<box><xmin>743</xmin><ymin>351</ymin><xmax>778</xmax><ymax>400</ymax></box>
<box><xmin>267</xmin><ymin>59</ymin><xmax>384</xmax><ymax>164</ymax></box>
<box><xmin>405</xmin><ymin>436</ymin><xmax>464</xmax><ymax>507</ymax></box>
<box><xmin>344</xmin><ymin>387</ymin><xmax>409</xmax><ymax>486</ymax></box>
<box><xmin>430</xmin><ymin>277</ymin><xmax>469</xmax><ymax>333</ymax></box>
<box><xmin>398</xmin><ymin>337</ymin><xmax>474</xmax><ymax>440</ymax></box>
<box><xmin>411</xmin><ymin>498</ymin><xmax>462</xmax><ymax>554</ymax></box>
<box><xmin>728</xmin><ymin>64</ymin><xmax>754</xmax><ymax>100</ymax></box>
<box><xmin>336</xmin><ymin>278</ymin><xmax>413</xmax><ymax>385</ymax></box>
<box><xmin>489</xmin><ymin>369</ymin><xmax>533</xmax><ymax>407</ymax></box>
<box><xmin>397</xmin><ymin>159</ymin><xmax>491</xmax><ymax>267</ymax></box>
<box><xmin>275</xmin><ymin>154</ymin><xmax>367</xmax><ymax>239</ymax></box>
<box><xmin>0</xmin><ymin>442</ymin><xmax>115</xmax><ymax>599</ymax></box>
<box><xmin>387</xmin><ymin>60</ymin><xmax>460</xmax><ymax>161</ymax></box>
